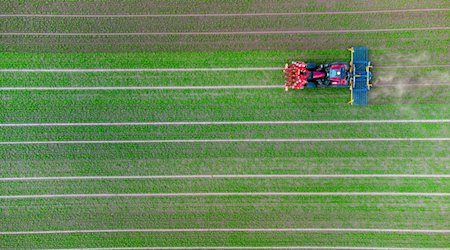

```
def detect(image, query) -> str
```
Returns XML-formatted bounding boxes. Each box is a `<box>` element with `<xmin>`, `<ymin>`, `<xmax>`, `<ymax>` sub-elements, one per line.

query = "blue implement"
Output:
<box><xmin>349</xmin><ymin>47</ymin><xmax>372</xmax><ymax>106</ymax></box>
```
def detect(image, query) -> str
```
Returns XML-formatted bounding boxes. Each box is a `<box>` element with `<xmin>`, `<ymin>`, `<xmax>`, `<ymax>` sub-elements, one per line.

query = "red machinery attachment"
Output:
<box><xmin>283</xmin><ymin>62</ymin><xmax>309</xmax><ymax>91</ymax></box>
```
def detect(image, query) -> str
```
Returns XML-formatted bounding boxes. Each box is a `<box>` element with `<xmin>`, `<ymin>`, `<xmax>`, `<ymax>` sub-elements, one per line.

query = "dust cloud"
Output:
<box><xmin>370</xmin><ymin>51</ymin><xmax>449</xmax><ymax>103</ymax></box>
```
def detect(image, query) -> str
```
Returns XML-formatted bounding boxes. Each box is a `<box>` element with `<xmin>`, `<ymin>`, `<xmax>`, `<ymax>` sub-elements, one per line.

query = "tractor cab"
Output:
<box><xmin>327</xmin><ymin>63</ymin><xmax>349</xmax><ymax>85</ymax></box>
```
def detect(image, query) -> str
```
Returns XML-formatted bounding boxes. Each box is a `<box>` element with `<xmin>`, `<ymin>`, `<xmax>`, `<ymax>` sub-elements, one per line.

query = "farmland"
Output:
<box><xmin>0</xmin><ymin>0</ymin><xmax>449</xmax><ymax>249</ymax></box>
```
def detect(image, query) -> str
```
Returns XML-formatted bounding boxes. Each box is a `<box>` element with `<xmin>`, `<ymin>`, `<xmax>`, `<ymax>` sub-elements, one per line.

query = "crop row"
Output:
<box><xmin>2</xmin><ymin>0</ymin><xmax>448</xmax><ymax>15</ymax></box>
<box><xmin>2</xmin><ymin>153</ymin><xmax>448</xmax><ymax>177</ymax></box>
<box><xmin>0</xmin><ymin>122</ymin><xmax>447</xmax><ymax>141</ymax></box>
<box><xmin>2</xmin><ymin>177</ymin><xmax>449</xmax><ymax>195</ymax></box>
<box><xmin>2</xmin><ymin>11</ymin><xmax>447</xmax><ymax>33</ymax></box>
<box><xmin>2</xmin><ymin>140</ymin><xmax>448</xmax><ymax>164</ymax></box>
<box><xmin>1</xmin><ymin>196</ymin><xmax>448</xmax><ymax>232</ymax></box>
<box><xmin>1</xmin><ymin>48</ymin><xmax>448</xmax><ymax>69</ymax></box>
<box><xmin>1</xmin><ymin>229</ymin><xmax>448</xmax><ymax>248</ymax></box>
<box><xmin>1</xmin><ymin>87</ymin><xmax>448</xmax><ymax>123</ymax></box>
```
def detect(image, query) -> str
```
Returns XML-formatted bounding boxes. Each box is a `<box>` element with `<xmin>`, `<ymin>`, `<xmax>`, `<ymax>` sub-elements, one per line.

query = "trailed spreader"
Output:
<box><xmin>284</xmin><ymin>47</ymin><xmax>372</xmax><ymax>105</ymax></box>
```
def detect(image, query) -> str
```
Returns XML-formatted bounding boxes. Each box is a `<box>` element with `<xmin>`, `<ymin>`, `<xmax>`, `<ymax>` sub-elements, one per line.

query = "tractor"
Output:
<box><xmin>284</xmin><ymin>47</ymin><xmax>373</xmax><ymax>105</ymax></box>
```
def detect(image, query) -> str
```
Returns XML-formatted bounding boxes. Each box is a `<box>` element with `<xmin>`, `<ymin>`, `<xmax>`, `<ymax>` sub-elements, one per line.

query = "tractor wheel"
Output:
<box><xmin>306</xmin><ymin>63</ymin><xmax>317</xmax><ymax>70</ymax></box>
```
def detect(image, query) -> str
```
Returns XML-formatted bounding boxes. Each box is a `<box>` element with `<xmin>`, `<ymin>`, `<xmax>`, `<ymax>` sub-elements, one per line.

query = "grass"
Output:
<box><xmin>0</xmin><ymin>62</ymin><xmax>449</xmax><ymax>249</ymax></box>
<box><xmin>1</xmin><ymin>30</ymin><xmax>448</xmax><ymax>52</ymax></box>
<box><xmin>2</xmin><ymin>11</ymin><xmax>448</xmax><ymax>33</ymax></box>
<box><xmin>0</xmin><ymin>140</ymin><xmax>449</xmax><ymax>178</ymax></box>
<box><xmin>3</xmin><ymin>140</ymin><xmax>448</xmax><ymax>158</ymax></box>
<box><xmin>1</xmin><ymin>231</ymin><xmax>449</xmax><ymax>248</ymax></box>
<box><xmin>0</xmin><ymin>123</ymin><xmax>448</xmax><ymax>141</ymax></box>
<box><xmin>0</xmin><ymin>70</ymin><xmax>285</xmax><ymax>87</ymax></box>
<box><xmin>2</xmin><ymin>178</ymin><xmax>449</xmax><ymax>195</ymax></box>
<box><xmin>0</xmin><ymin>49</ymin><xmax>349</xmax><ymax>68</ymax></box>
<box><xmin>2</xmin><ymin>48</ymin><xmax>448</xmax><ymax>69</ymax></box>
<box><xmin>1</xmin><ymin>196</ymin><xmax>448</xmax><ymax>231</ymax></box>
<box><xmin>0</xmin><ymin>87</ymin><xmax>448</xmax><ymax>123</ymax></box>
<box><xmin>2</xmin><ymin>0</ymin><xmax>449</xmax><ymax>14</ymax></box>
<box><xmin>1</xmin><ymin>157</ymin><xmax>449</xmax><ymax>177</ymax></box>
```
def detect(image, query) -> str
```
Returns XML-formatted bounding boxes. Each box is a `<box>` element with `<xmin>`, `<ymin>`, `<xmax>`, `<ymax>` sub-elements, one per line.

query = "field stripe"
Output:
<box><xmin>1</xmin><ymin>228</ymin><xmax>449</xmax><ymax>235</ymax></box>
<box><xmin>0</xmin><ymin>83</ymin><xmax>449</xmax><ymax>91</ymax></box>
<box><xmin>1</xmin><ymin>174</ymin><xmax>449</xmax><ymax>181</ymax></box>
<box><xmin>376</xmin><ymin>83</ymin><xmax>450</xmax><ymax>87</ymax></box>
<box><xmin>1</xmin><ymin>8</ymin><xmax>448</xmax><ymax>17</ymax></box>
<box><xmin>1</xmin><ymin>27</ymin><xmax>448</xmax><ymax>36</ymax></box>
<box><xmin>0</xmin><ymin>85</ymin><xmax>282</xmax><ymax>90</ymax></box>
<box><xmin>0</xmin><ymin>67</ymin><xmax>281</xmax><ymax>73</ymax></box>
<box><xmin>48</xmin><ymin>247</ymin><xmax>449</xmax><ymax>250</ymax></box>
<box><xmin>0</xmin><ymin>138</ymin><xmax>448</xmax><ymax>145</ymax></box>
<box><xmin>1</xmin><ymin>192</ymin><xmax>449</xmax><ymax>200</ymax></box>
<box><xmin>0</xmin><ymin>65</ymin><xmax>448</xmax><ymax>73</ymax></box>
<box><xmin>1</xmin><ymin>119</ymin><xmax>448</xmax><ymax>127</ymax></box>
<box><xmin>375</xmin><ymin>64</ymin><xmax>450</xmax><ymax>69</ymax></box>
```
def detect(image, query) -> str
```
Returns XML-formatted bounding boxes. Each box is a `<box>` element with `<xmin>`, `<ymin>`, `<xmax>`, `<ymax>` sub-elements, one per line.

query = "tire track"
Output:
<box><xmin>0</xmin><ymin>67</ymin><xmax>280</xmax><ymax>72</ymax></box>
<box><xmin>1</xmin><ymin>174</ymin><xmax>448</xmax><ymax>181</ymax></box>
<box><xmin>46</xmin><ymin>247</ymin><xmax>450</xmax><ymax>250</ymax></box>
<box><xmin>1</xmin><ymin>192</ymin><xmax>449</xmax><ymax>200</ymax></box>
<box><xmin>375</xmin><ymin>83</ymin><xmax>450</xmax><ymax>87</ymax></box>
<box><xmin>0</xmin><ymin>83</ymin><xmax>448</xmax><ymax>90</ymax></box>
<box><xmin>0</xmin><ymin>138</ymin><xmax>448</xmax><ymax>145</ymax></box>
<box><xmin>375</xmin><ymin>64</ymin><xmax>450</xmax><ymax>69</ymax></box>
<box><xmin>1</xmin><ymin>227</ymin><xmax>449</xmax><ymax>235</ymax></box>
<box><xmin>0</xmin><ymin>119</ymin><xmax>449</xmax><ymax>127</ymax></box>
<box><xmin>1</xmin><ymin>8</ymin><xmax>448</xmax><ymax>17</ymax></box>
<box><xmin>0</xmin><ymin>85</ymin><xmax>282</xmax><ymax>90</ymax></box>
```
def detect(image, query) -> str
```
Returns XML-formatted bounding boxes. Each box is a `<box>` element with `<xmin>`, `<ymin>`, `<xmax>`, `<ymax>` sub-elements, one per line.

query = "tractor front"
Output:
<box><xmin>283</xmin><ymin>62</ymin><xmax>319</xmax><ymax>90</ymax></box>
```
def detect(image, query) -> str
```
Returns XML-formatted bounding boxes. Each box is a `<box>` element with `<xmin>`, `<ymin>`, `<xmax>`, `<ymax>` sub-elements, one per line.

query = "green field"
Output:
<box><xmin>0</xmin><ymin>0</ymin><xmax>449</xmax><ymax>249</ymax></box>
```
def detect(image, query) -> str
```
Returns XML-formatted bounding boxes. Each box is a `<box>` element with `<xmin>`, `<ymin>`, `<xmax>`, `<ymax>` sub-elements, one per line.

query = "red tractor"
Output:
<box><xmin>284</xmin><ymin>61</ymin><xmax>350</xmax><ymax>90</ymax></box>
<box><xmin>283</xmin><ymin>47</ymin><xmax>373</xmax><ymax>105</ymax></box>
